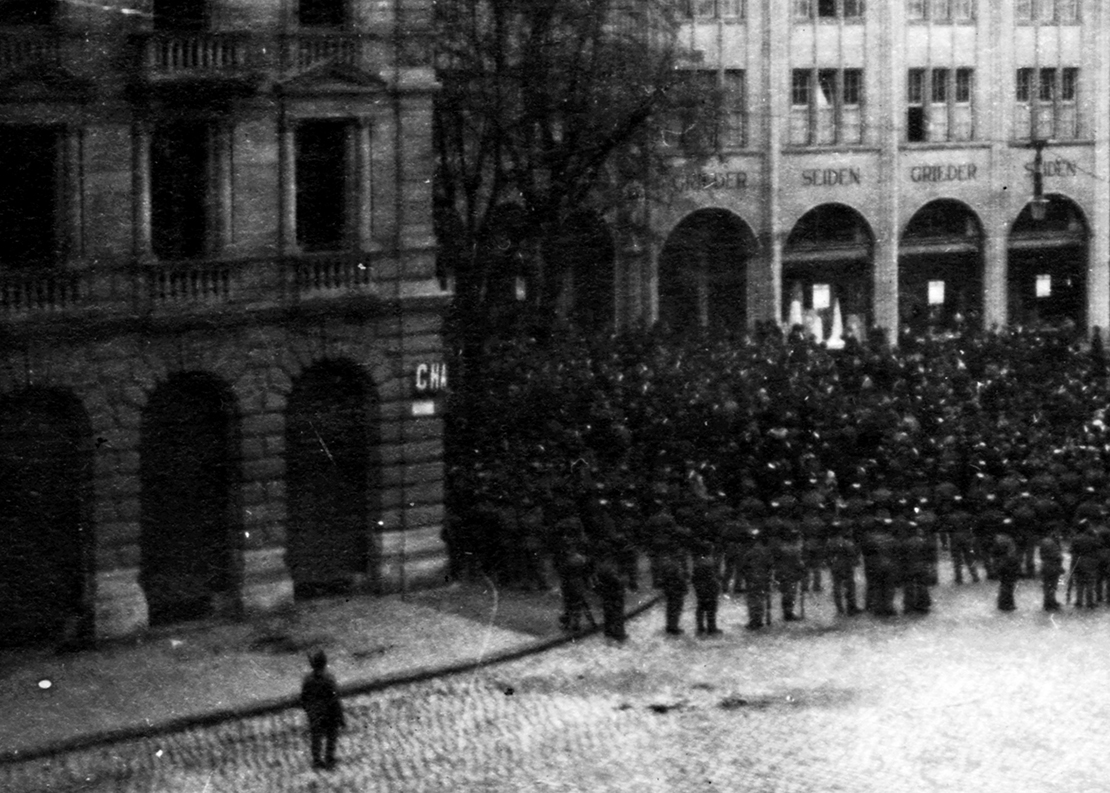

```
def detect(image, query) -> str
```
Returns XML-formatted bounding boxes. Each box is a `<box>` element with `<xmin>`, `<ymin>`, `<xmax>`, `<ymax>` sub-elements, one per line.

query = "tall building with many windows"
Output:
<box><xmin>0</xmin><ymin>0</ymin><xmax>446</xmax><ymax>645</ymax></box>
<box><xmin>552</xmin><ymin>0</ymin><xmax>1109</xmax><ymax>342</ymax></box>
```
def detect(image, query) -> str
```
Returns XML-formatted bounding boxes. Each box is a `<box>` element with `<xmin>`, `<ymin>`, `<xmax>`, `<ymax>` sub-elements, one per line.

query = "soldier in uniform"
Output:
<box><xmin>773</xmin><ymin>526</ymin><xmax>806</xmax><ymax>622</ymax></box>
<box><xmin>560</xmin><ymin>545</ymin><xmax>597</xmax><ymax>631</ymax></box>
<box><xmin>657</xmin><ymin>537</ymin><xmax>690</xmax><ymax>635</ymax></box>
<box><xmin>741</xmin><ymin>528</ymin><xmax>774</xmax><ymax>629</ymax></box>
<box><xmin>826</xmin><ymin>520</ymin><xmax>861</xmax><ymax>616</ymax></box>
<box><xmin>994</xmin><ymin>531</ymin><xmax>1021</xmax><ymax>612</ymax></box>
<box><xmin>947</xmin><ymin>494</ymin><xmax>979</xmax><ymax>584</ymax></box>
<box><xmin>692</xmin><ymin>541</ymin><xmax>723</xmax><ymax>635</ymax></box>
<box><xmin>1071</xmin><ymin>521</ymin><xmax>1100</xmax><ymax>609</ymax></box>
<box><xmin>901</xmin><ymin>522</ymin><xmax>932</xmax><ymax>614</ymax></box>
<box><xmin>594</xmin><ymin>540</ymin><xmax>628</xmax><ymax>641</ymax></box>
<box><xmin>1039</xmin><ymin>524</ymin><xmax>1064</xmax><ymax>612</ymax></box>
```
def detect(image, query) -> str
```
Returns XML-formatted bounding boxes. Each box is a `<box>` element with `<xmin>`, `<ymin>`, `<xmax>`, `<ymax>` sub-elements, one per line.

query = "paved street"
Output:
<box><xmin>7</xmin><ymin>571</ymin><xmax>1110</xmax><ymax>793</ymax></box>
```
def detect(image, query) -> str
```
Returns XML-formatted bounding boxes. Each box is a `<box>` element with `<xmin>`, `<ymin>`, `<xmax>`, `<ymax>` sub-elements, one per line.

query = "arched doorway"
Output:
<box><xmin>0</xmin><ymin>389</ymin><xmax>91</xmax><ymax>647</ymax></box>
<box><xmin>1008</xmin><ymin>195</ymin><xmax>1088</xmax><ymax>329</ymax></box>
<box><xmin>286</xmin><ymin>361</ymin><xmax>375</xmax><ymax>598</ymax></box>
<box><xmin>899</xmin><ymin>200</ymin><xmax>984</xmax><ymax>335</ymax></box>
<box><xmin>545</xmin><ymin>211</ymin><xmax>616</xmax><ymax>335</ymax></box>
<box><xmin>140</xmin><ymin>373</ymin><xmax>238</xmax><ymax>625</ymax></box>
<box><xmin>658</xmin><ymin>208</ymin><xmax>754</xmax><ymax>336</ymax></box>
<box><xmin>784</xmin><ymin>204</ymin><xmax>874</xmax><ymax>344</ymax></box>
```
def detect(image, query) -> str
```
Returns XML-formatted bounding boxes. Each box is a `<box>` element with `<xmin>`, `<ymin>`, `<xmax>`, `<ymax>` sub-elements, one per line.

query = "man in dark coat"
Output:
<box><xmin>658</xmin><ymin>540</ymin><xmax>689</xmax><ymax>635</ymax></box>
<box><xmin>594</xmin><ymin>542</ymin><xmax>628</xmax><ymax>641</ymax></box>
<box><xmin>692</xmin><ymin>541</ymin><xmax>722</xmax><ymax>635</ymax></box>
<box><xmin>1039</xmin><ymin>526</ymin><xmax>1064</xmax><ymax>612</ymax></box>
<box><xmin>300</xmin><ymin>650</ymin><xmax>345</xmax><ymax>770</ymax></box>
<box><xmin>826</xmin><ymin>521</ymin><xmax>861</xmax><ymax>616</ymax></box>
<box><xmin>741</xmin><ymin>529</ymin><xmax>774</xmax><ymax>629</ymax></box>
<box><xmin>994</xmin><ymin>533</ymin><xmax>1021</xmax><ymax>612</ymax></box>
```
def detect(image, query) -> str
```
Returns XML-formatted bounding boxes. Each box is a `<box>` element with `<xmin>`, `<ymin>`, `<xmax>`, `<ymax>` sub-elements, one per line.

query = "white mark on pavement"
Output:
<box><xmin>37</xmin><ymin>679</ymin><xmax>51</xmax><ymax>690</ymax></box>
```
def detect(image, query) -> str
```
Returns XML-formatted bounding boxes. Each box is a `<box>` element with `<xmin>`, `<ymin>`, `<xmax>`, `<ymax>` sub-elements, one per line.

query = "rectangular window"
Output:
<box><xmin>299</xmin><ymin>0</ymin><xmax>346</xmax><ymax>27</ymax></box>
<box><xmin>695</xmin><ymin>0</ymin><xmax>717</xmax><ymax>18</ymax></box>
<box><xmin>296</xmin><ymin>120</ymin><xmax>351</xmax><ymax>252</ymax></box>
<box><xmin>1057</xmin><ymin>0</ymin><xmax>1078</xmax><ymax>22</ymax></box>
<box><xmin>1061</xmin><ymin>67</ymin><xmax>1078</xmax><ymax>101</ymax></box>
<box><xmin>1034</xmin><ymin>0</ymin><xmax>1054</xmax><ymax>22</ymax></box>
<box><xmin>907</xmin><ymin>0</ymin><xmax>926</xmax><ymax>20</ymax></box>
<box><xmin>952</xmin><ymin>0</ymin><xmax>973</xmax><ymax>20</ymax></box>
<box><xmin>931</xmin><ymin>0</ymin><xmax>951</xmax><ymax>21</ymax></box>
<box><xmin>794</xmin><ymin>0</ymin><xmax>860</xmax><ymax>18</ymax></box>
<box><xmin>1016</xmin><ymin>0</ymin><xmax>1032</xmax><ymax>21</ymax></box>
<box><xmin>1016</xmin><ymin>68</ymin><xmax>1033</xmax><ymax>102</ymax></box>
<box><xmin>955</xmin><ymin>68</ymin><xmax>972</xmax><ymax>102</ymax></box>
<box><xmin>152</xmin><ymin>122</ymin><xmax>211</xmax><ymax>260</ymax></box>
<box><xmin>931</xmin><ymin>68</ymin><xmax>949</xmax><ymax>103</ymax></box>
<box><xmin>1039</xmin><ymin>68</ymin><xmax>1056</xmax><ymax>102</ymax></box>
<box><xmin>1059</xmin><ymin>67</ymin><xmax>1078</xmax><ymax>138</ymax></box>
<box><xmin>908</xmin><ymin>67</ymin><xmax>973</xmax><ymax>142</ymax></box>
<box><xmin>791</xmin><ymin>68</ymin><xmax>862</xmax><ymax>145</ymax></box>
<box><xmin>721</xmin><ymin>69</ymin><xmax>747</xmax><ymax>148</ymax></box>
<box><xmin>0</xmin><ymin>126</ymin><xmax>60</xmax><ymax>267</ymax></box>
<box><xmin>907</xmin><ymin>69</ymin><xmax>926</xmax><ymax>142</ymax></box>
<box><xmin>720</xmin><ymin>0</ymin><xmax>745</xmax><ymax>17</ymax></box>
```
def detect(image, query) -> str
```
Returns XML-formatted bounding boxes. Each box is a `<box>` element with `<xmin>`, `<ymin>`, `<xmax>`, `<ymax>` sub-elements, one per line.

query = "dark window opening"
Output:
<box><xmin>817</xmin><ymin>0</ymin><xmax>838</xmax><ymax>17</ymax></box>
<box><xmin>299</xmin><ymin>0</ymin><xmax>346</xmax><ymax>27</ymax></box>
<box><xmin>0</xmin><ymin>0</ymin><xmax>56</xmax><ymax>25</ymax></box>
<box><xmin>152</xmin><ymin>0</ymin><xmax>208</xmax><ymax>30</ymax></box>
<box><xmin>296</xmin><ymin>120</ymin><xmax>349</xmax><ymax>252</ymax></box>
<box><xmin>0</xmin><ymin>126</ymin><xmax>58</xmax><ymax>267</ymax></box>
<box><xmin>907</xmin><ymin>107</ymin><xmax>926</xmax><ymax>142</ymax></box>
<box><xmin>151</xmin><ymin>123</ymin><xmax>210</xmax><ymax>261</ymax></box>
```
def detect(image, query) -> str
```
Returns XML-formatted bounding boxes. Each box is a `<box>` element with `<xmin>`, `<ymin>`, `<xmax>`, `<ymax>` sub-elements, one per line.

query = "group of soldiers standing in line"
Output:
<box><xmin>446</xmin><ymin>320</ymin><xmax>1110</xmax><ymax>640</ymax></box>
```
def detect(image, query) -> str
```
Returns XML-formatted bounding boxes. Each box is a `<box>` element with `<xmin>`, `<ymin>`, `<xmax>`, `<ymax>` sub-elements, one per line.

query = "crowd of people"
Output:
<box><xmin>443</xmin><ymin>320</ymin><xmax>1110</xmax><ymax>638</ymax></box>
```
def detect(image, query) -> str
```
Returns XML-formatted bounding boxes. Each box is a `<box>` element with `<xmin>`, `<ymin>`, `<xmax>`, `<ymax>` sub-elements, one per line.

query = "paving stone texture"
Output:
<box><xmin>6</xmin><ymin>571</ymin><xmax>1110</xmax><ymax>793</ymax></box>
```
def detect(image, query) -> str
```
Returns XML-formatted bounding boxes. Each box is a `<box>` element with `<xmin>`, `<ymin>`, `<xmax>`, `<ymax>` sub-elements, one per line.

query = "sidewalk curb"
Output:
<box><xmin>0</xmin><ymin>595</ymin><xmax>661</xmax><ymax>767</ymax></box>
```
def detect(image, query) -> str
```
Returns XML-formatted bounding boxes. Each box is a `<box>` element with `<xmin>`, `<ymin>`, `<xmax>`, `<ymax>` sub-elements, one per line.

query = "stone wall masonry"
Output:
<box><xmin>377</xmin><ymin>503</ymin><xmax>443</xmax><ymax>534</ymax></box>
<box><xmin>378</xmin><ymin>439</ymin><xmax>443</xmax><ymax>467</ymax></box>
<box><xmin>378</xmin><ymin>524</ymin><xmax>444</xmax><ymax>559</ymax></box>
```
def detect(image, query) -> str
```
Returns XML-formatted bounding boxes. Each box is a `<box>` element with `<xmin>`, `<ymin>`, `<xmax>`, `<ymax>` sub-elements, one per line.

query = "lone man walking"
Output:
<box><xmin>300</xmin><ymin>650</ymin><xmax>345</xmax><ymax>770</ymax></box>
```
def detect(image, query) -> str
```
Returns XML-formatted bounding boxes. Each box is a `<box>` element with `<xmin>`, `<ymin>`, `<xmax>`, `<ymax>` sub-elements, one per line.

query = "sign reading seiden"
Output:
<box><xmin>801</xmin><ymin>168</ymin><xmax>861</xmax><ymax>186</ymax></box>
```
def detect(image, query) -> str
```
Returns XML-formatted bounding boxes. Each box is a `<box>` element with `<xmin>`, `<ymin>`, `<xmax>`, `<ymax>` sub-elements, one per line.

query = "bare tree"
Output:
<box><xmin>433</xmin><ymin>0</ymin><xmax>718</xmax><ymax>347</ymax></box>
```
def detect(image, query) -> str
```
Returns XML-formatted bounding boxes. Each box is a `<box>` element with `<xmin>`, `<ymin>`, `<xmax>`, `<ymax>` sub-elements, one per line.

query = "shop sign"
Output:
<box><xmin>674</xmin><ymin>171</ymin><xmax>749</xmax><ymax>191</ymax></box>
<box><xmin>414</xmin><ymin>362</ymin><xmax>448</xmax><ymax>394</ymax></box>
<box><xmin>801</xmin><ymin>167</ymin><xmax>861</xmax><ymax>187</ymax></box>
<box><xmin>1025</xmin><ymin>158</ymin><xmax>1078</xmax><ymax>178</ymax></box>
<box><xmin>909</xmin><ymin>164</ymin><xmax>978</xmax><ymax>183</ymax></box>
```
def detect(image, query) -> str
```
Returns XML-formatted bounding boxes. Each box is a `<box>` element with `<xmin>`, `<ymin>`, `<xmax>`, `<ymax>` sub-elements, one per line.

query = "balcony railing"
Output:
<box><xmin>295</xmin><ymin>253</ymin><xmax>373</xmax><ymax>298</ymax></box>
<box><xmin>0</xmin><ymin>254</ymin><xmax>401</xmax><ymax>325</ymax></box>
<box><xmin>280</xmin><ymin>32</ymin><xmax>377</xmax><ymax>73</ymax></box>
<box><xmin>0</xmin><ymin>270</ymin><xmax>85</xmax><ymax>316</ymax></box>
<box><xmin>133</xmin><ymin>32</ymin><xmax>254</xmax><ymax>81</ymax></box>
<box><xmin>0</xmin><ymin>29</ymin><xmax>61</xmax><ymax>73</ymax></box>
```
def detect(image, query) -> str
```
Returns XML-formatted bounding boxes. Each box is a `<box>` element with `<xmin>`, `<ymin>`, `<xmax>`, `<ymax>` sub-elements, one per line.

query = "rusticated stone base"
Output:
<box><xmin>93</xmin><ymin>568</ymin><xmax>149</xmax><ymax>641</ymax></box>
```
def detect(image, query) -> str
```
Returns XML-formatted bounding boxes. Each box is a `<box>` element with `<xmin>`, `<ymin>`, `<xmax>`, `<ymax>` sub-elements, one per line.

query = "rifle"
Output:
<box><xmin>1065</xmin><ymin>560</ymin><xmax>1075</xmax><ymax>605</ymax></box>
<box><xmin>799</xmin><ymin>579</ymin><xmax>806</xmax><ymax>620</ymax></box>
<box><xmin>765</xmin><ymin>575</ymin><xmax>773</xmax><ymax>626</ymax></box>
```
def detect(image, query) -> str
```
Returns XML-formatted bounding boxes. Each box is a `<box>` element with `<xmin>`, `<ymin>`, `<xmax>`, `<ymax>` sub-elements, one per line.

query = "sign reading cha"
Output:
<box><xmin>414</xmin><ymin>362</ymin><xmax>448</xmax><ymax>394</ymax></box>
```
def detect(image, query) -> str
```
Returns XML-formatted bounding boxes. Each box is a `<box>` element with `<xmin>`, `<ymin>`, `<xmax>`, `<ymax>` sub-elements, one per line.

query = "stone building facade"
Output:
<box><xmin>0</xmin><ymin>0</ymin><xmax>447</xmax><ymax>645</ymax></box>
<box><xmin>542</xmin><ymin>1</ymin><xmax>1110</xmax><ymax>342</ymax></box>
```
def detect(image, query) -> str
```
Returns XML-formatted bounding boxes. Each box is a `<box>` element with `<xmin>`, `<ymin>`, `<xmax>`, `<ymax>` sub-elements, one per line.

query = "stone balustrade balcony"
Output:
<box><xmin>0</xmin><ymin>253</ymin><xmax>390</xmax><ymax>331</ymax></box>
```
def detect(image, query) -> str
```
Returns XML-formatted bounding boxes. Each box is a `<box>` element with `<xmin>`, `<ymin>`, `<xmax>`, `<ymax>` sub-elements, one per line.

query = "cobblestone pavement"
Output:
<box><xmin>9</xmin><ymin>572</ymin><xmax>1110</xmax><ymax>793</ymax></box>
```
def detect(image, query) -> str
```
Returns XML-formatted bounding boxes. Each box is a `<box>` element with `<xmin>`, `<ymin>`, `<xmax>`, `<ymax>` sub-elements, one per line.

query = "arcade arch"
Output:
<box><xmin>0</xmin><ymin>389</ymin><xmax>92</xmax><ymax>647</ymax></box>
<box><xmin>658</xmin><ymin>208</ymin><xmax>755</xmax><ymax>336</ymax></box>
<box><xmin>899</xmin><ymin>200</ymin><xmax>984</xmax><ymax>335</ymax></box>
<box><xmin>783</xmin><ymin>203</ymin><xmax>874</xmax><ymax>345</ymax></box>
<box><xmin>140</xmin><ymin>372</ymin><xmax>239</xmax><ymax>626</ymax></box>
<box><xmin>1008</xmin><ymin>195</ymin><xmax>1088</xmax><ymax>329</ymax></box>
<box><xmin>286</xmin><ymin>361</ymin><xmax>377</xmax><ymax>598</ymax></box>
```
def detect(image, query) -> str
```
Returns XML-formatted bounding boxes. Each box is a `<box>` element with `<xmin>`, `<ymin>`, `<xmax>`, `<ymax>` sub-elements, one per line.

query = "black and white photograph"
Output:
<box><xmin>3</xmin><ymin>0</ymin><xmax>1110</xmax><ymax>790</ymax></box>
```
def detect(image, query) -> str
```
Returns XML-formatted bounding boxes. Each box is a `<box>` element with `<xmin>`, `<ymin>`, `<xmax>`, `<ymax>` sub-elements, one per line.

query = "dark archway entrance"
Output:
<box><xmin>784</xmin><ymin>204</ymin><xmax>874</xmax><ymax>345</ymax></box>
<box><xmin>545</xmin><ymin>211</ymin><xmax>616</xmax><ymax>335</ymax></box>
<box><xmin>286</xmin><ymin>362</ymin><xmax>375</xmax><ymax>598</ymax></box>
<box><xmin>899</xmin><ymin>200</ymin><xmax>984</xmax><ymax>335</ymax></box>
<box><xmin>1008</xmin><ymin>195</ymin><xmax>1088</xmax><ymax>329</ymax></box>
<box><xmin>140</xmin><ymin>373</ymin><xmax>238</xmax><ymax>626</ymax></box>
<box><xmin>0</xmin><ymin>389</ymin><xmax>91</xmax><ymax>647</ymax></box>
<box><xmin>658</xmin><ymin>208</ymin><xmax>754</xmax><ymax>336</ymax></box>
